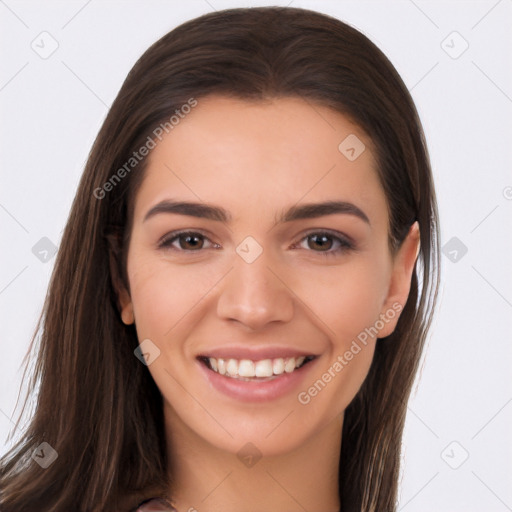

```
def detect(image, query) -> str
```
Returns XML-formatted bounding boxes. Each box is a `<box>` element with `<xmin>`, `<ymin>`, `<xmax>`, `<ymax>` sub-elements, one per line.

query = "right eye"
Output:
<box><xmin>158</xmin><ymin>230</ymin><xmax>219</xmax><ymax>252</ymax></box>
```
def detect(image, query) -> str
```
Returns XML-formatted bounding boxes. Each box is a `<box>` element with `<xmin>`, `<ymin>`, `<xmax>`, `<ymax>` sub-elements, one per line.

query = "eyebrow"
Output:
<box><xmin>143</xmin><ymin>199</ymin><xmax>370</xmax><ymax>225</ymax></box>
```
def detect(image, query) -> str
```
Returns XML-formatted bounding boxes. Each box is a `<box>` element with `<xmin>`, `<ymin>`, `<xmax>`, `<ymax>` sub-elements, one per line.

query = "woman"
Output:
<box><xmin>0</xmin><ymin>6</ymin><xmax>440</xmax><ymax>512</ymax></box>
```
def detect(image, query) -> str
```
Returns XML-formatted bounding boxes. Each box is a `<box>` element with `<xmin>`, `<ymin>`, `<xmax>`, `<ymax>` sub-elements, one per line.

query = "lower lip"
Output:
<box><xmin>197</xmin><ymin>358</ymin><xmax>317</xmax><ymax>403</ymax></box>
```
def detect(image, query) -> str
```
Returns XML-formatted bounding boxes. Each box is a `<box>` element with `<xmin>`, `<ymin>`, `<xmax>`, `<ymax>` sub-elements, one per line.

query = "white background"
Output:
<box><xmin>1</xmin><ymin>1</ymin><xmax>511</xmax><ymax>510</ymax></box>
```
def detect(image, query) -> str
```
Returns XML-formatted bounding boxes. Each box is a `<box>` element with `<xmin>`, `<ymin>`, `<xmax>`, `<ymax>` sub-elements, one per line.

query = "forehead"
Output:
<box><xmin>132</xmin><ymin>95</ymin><xmax>387</xmax><ymax>228</ymax></box>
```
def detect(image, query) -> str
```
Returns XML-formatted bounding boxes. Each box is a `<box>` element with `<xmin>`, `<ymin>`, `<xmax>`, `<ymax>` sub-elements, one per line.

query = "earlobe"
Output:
<box><xmin>119</xmin><ymin>288</ymin><xmax>135</xmax><ymax>325</ymax></box>
<box><xmin>378</xmin><ymin>221</ymin><xmax>420</xmax><ymax>338</ymax></box>
<box><xmin>114</xmin><ymin>280</ymin><xmax>135</xmax><ymax>325</ymax></box>
<box><xmin>106</xmin><ymin>237</ymin><xmax>135</xmax><ymax>325</ymax></box>
<box><xmin>121</xmin><ymin>302</ymin><xmax>134</xmax><ymax>325</ymax></box>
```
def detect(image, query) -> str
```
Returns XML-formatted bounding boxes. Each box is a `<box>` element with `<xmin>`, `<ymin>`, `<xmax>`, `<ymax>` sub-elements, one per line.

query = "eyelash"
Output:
<box><xmin>157</xmin><ymin>230</ymin><xmax>355</xmax><ymax>257</ymax></box>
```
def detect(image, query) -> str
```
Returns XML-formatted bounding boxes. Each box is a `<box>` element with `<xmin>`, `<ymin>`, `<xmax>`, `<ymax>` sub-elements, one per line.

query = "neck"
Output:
<box><xmin>164</xmin><ymin>404</ymin><xmax>343</xmax><ymax>512</ymax></box>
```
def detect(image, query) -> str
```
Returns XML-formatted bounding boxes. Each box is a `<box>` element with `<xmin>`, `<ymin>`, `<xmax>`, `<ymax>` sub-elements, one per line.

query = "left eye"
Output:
<box><xmin>295</xmin><ymin>231</ymin><xmax>354</xmax><ymax>256</ymax></box>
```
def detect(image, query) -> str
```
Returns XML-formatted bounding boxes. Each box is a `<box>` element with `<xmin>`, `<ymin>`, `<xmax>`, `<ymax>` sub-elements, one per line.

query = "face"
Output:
<box><xmin>117</xmin><ymin>96</ymin><xmax>419</xmax><ymax>458</ymax></box>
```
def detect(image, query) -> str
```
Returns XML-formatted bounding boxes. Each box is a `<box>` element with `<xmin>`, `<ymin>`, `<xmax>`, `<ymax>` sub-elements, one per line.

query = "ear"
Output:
<box><xmin>377</xmin><ymin>221</ymin><xmax>420</xmax><ymax>338</ymax></box>
<box><xmin>118</xmin><ymin>284</ymin><xmax>134</xmax><ymax>325</ymax></box>
<box><xmin>107</xmin><ymin>234</ymin><xmax>135</xmax><ymax>326</ymax></box>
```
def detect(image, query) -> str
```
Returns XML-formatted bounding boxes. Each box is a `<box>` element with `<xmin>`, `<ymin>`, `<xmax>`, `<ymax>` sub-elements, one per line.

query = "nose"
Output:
<box><xmin>216</xmin><ymin>250</ymin><xmax>294</xmax><ymax>331</ymax></box>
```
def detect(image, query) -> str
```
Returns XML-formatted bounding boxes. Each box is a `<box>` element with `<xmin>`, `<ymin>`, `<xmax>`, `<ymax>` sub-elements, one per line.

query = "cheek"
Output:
<box><xmin>292</xmin><ymin>257</ymin><xmax>388</xmax><ymax>412</ymax></box>
<box><xmin>293</xmin><ymin>256</ymin><xmax>390</xmax><ymax>344</ymax></box>
<box><xmin>127</xmin><ymin>254</ymin><xmax>215</xmax><ymax>341</ymax></box>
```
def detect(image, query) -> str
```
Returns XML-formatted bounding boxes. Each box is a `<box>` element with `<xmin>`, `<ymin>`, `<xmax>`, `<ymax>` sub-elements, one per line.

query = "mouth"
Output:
<box><xmin>197</xmin><ymin>354</ymin><xmax>317</xmax><ymax>381</ymax></box>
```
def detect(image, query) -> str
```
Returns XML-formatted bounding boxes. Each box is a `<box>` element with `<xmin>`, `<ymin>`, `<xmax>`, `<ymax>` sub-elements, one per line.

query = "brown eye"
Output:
<box><xmin>297</xmin><ymin>231</ymin><xmax>354</xmax><ymax>257</ymax></box>
<box><xmin>177</xmin><ymin>233</ymin><xmax>204</xmax><ymax>250</ymax></box>
<box><xmin>159</xmin><ymin>231</ymin><xmax>216</xmax><ymax>252</ymax></box>
<box><xmin>307</xmin><ymin>233</ymin><xmax>334</xmax><ymax>251</ymax></box>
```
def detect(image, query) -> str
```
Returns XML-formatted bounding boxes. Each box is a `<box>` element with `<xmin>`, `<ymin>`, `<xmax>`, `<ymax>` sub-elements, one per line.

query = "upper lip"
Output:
<box><xmin>196</xmin><ymin>346</ymin><xmax>318</xmax><ymax>361</ymax></box>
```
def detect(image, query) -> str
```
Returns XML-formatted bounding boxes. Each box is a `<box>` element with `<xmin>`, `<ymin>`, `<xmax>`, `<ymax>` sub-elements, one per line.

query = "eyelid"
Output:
<box><xmin>296</xmin><ymin>228</ymin><xmax>355</xmax><ymax>246</ymax></box>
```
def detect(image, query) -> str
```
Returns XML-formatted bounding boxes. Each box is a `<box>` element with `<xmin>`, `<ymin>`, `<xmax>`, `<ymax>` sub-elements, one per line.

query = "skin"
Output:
<box><xmin>116</xmin><ymin>96</ymin><xmax>420</xmax><ymax>512</ymax></box>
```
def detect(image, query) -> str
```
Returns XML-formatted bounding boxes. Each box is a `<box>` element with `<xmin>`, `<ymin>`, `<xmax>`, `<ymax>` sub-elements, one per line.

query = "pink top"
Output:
<box><xmin>132</xmin><ymin>497</ymin><xmax>176</xmax><ymax>511</ymax></box>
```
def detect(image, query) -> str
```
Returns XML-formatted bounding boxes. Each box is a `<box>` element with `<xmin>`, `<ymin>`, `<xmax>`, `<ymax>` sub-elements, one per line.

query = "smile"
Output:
<box><xmin>199</xmin><ymin>355</ymin><xmax>315</xmax><ymax>380</ymax></box>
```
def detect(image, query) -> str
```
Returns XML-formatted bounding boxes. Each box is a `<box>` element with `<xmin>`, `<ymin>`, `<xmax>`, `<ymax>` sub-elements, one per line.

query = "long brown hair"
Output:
<box><xmin>0</xmin><ymin>7</ymin><xmax>440</xmax><ymax>511</ymax></box>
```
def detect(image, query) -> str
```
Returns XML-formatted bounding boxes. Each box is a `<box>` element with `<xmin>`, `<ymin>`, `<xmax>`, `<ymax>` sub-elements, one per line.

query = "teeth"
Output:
<box><xmin>206</xmin><ymin>355</ymin><xmax>311</xmax><ymax>379</ymax></box>
<box><xmin>255</xmin><ymin>359</ymin><xmax>273</xmax><ymax>377</ymax></box>
<box><xmin>217</xmin><ymin>358</ymin><xmax>226</xmax><ymax>375</ymax></box>
<box><xmin>273</xmin><ymin>358</ymin><xmax>284</xmax><ymax>375</ymax></box>
<box><xmin>284</xmin><ymin>358</ymin><xmax>296</xmax><ymax>373</ymax></box>
<box><xmin>238</xmin><ymin>359</ymin><xmax>255</xmax><ymax>377</ymax></box>
<box><xmin>226</xmin><ymin>359</ymin><xmax>238</xmax><ymax>377</ymax></box>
